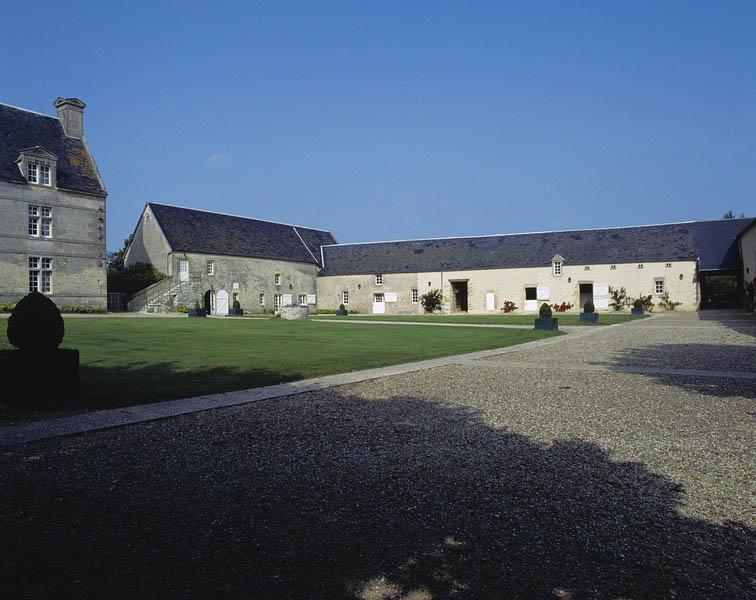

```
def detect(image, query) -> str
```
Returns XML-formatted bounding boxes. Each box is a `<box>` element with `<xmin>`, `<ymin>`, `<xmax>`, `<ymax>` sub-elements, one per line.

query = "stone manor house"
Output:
<box><xmin>2</xmin><ymin>97</ymin><xmax>755</xmax><ymax>315</ymax></box>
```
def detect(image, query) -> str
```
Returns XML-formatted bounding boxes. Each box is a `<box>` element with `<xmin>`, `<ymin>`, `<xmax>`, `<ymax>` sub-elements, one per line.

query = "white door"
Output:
<box><xmin>524</xmin><ymin>300</ymin><xmax>537</xmax><ymax>312</ymax></box>
<box><xmin>486</xmin><ymin>292</ymin><xmax>495</xmax><ymax>311</ymax></box>
<box><xmin>594</xmin><ymin>283</ymin><xmax>609</xmax><ymax>310</ymax></box>
<box><xmin>216</xmin><ymin>290</ymin><xmax>229</xmax><ymax>315</ymax></box>
<box><xmin>372</xmin><ymin>293</ymin><xmax>385</xmax><ymax>314</ymax></box>
<box><xmin>179</xmin><ymin>259</ymin><xmax>189</xmax><ymax>282</ymax></box>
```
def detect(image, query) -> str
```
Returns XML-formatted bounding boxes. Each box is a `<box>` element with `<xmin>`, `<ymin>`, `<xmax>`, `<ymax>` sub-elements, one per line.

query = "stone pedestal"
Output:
<box><xmin>0</xmin><ymin>349</ymin><xmax>79</xmax><ymax>407</ymax></box>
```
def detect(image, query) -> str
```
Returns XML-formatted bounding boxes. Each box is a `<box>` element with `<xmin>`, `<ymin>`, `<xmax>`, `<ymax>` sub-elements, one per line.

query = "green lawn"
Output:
<box><xmin>0</xmin><ymin>317</ymin><xmax>559</xmax><ymax>410</ymax></box>
<box><xmin>314</xmin><ymin>313</ymin><xmax>646</xmax><ymax>325</ymax></box>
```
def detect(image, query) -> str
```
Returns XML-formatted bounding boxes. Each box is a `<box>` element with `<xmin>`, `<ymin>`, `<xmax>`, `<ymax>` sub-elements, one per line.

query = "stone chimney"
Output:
<box><xmin>54</xmin><ymin>97</ymin><xmax>86</xmax><ymax>138</ymax></box>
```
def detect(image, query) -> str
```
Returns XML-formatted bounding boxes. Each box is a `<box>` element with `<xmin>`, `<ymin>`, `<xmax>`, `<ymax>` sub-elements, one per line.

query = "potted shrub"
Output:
<box><xmin>579</xmin><ymin>299</ymin><xmax>598</xmax><ymax>323</ymax></box>
<box><xmin>631</xmin><ymin>298</ymin><xmax>644</xmax><ymax>316</ymax></box>
<box><xmin>1</xmin><ymin>292</ymin><xmax>79</xmax><ymax>406</ymax></box>
<box><xmin>229</xmin><ymin>299</ymin><xmax>244</xmax><ymax>316</ymax></box>
<box><xmin>335</xmin><ymin>303</ymin><xmax>348</xmax><ymax>316</ymax></box>
<box><xmin>534</xmin><ymin>302</ymin><xmax>558</xmax><ymax>330</ymax></box>
<box><xmin>188</xmin><ymin>299</ymin><xmax>206</xmax><ymax>317</ymax></box>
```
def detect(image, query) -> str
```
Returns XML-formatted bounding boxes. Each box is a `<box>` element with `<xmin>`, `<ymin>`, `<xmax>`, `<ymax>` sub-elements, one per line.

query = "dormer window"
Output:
<box><xmin>17</xmin><ymin>147</ymin><xmax>57</xmax><ymax>188</ymax></box>
<box><xmin>551</xmin><ymin>255</ymin><xmax>564</xmax><ymax>277</ymax></box>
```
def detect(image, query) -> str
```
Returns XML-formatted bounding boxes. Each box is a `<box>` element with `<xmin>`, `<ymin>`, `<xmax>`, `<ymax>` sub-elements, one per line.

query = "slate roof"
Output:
<box><xmin>320</xmin><ymin>218</ymin><xmax>756</xmax><ymax>276</ymax></box>
<box><xmin>147</xmin><ymin>203</ymin><xmax>336</xmax><ymax>265</ymax></box>
<box><xmin>0</xmin><ymin>103</ymin><xmax>105</xmax><ymax>196</ymax></box>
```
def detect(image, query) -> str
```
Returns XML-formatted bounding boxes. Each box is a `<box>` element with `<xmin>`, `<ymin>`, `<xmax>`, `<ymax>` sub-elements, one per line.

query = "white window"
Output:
<box><xmin>29</xmin><ymin>256</ymin><xmax>52</xmax><ymax>293</ymax></box>
<box><xmin>27</xmin><ymin>159</ymin><xmax>38</xmax><ymax>183</ymax></box>
<box><xmin>40</xmin><ymin>163</ymin><xmax>51</xmax><ymax>186</ymax></box>
<box><xmin>552</xmin><ymin>261</ymin><xmax>562</xmax><ymax>276</ymax></box>
<box><xmin>274</xmin><ymin>273</ymin><xmax>281</xmax><ymax>285</ymax></box>
<box><xmin>41</xmin><ymin>206</ymin><xmax>52</xmax><ymax>238</ymax></box>
<box><xmin>207</xmin><ymin>260</ymin><xmax>214</xmax><ymax>275</ymax></box>
<box><xmin>655</xmin><ymin>279</ymin><xmax>664</xmax><ymax>295</ymax></box>
<box><xmin>179</xmin><ymin>259</ymin><xmax>189</xmax><ymax>282</ymax></box>
<box><xmin>28</xmin><ymin>205</ymin><xmax>39</xmax><ymax>236</ymax></box>
<box><xmin>259</xmin><ymin>293</ymin><xmax>265</xmax><ymax>306</ymax></box>
<box><xmin>274</xmin><ymin>293</ymin><xmax>283</xmax><ymax>308</ymax></box>
<box><xmin>411</xmin><ymin>288</ymin><xmax>418</xmax><ymax>304</ymax></box>
<box><xmin>298</xmin><ymin>294</ymin><xmax>308</xmax><ymax>306</ymax></box>
<box><xmin>341</xmin><ymin>290</ymin><xmax>349</xmax><ymax>304</ymax></box>
<box><xmin>375</xmin><ymin>274</ymin><xmax>383</xmax><ymax>286</ymax></box>
<box><xmin>374</xmin><ymin>293</ymin><xmax>384</xmax><ymax>303</ymax></box>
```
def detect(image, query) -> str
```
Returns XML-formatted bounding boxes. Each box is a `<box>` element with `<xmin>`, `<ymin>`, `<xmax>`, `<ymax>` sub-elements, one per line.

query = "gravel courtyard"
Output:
<box><xmin>1</xmin><ymin>311</ymin><xmax>754</xmax><ymax>599</ymax></box>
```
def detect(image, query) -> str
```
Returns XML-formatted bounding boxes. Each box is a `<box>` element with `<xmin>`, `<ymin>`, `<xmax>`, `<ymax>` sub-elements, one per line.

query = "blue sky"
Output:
<box><xmin>3</xmin><ymin>1</ymin><xmax>755</xmax><ymax>250</ymax></box>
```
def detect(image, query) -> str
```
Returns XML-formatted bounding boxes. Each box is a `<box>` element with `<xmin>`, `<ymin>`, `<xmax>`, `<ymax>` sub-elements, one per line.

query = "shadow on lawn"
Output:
<box><xmin>3</xmin><ymin>392</ymin><xmax>754</xmax><ymax>599</ymax></box>
<box><xmin>601</xmin><ymin>343</ymin><xmax>756</xmax><ymax>399</ymax></box>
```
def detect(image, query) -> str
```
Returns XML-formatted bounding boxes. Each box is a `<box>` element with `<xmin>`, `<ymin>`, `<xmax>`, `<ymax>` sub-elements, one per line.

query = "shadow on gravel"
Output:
<box><xmin>602</xmin><ymin>344</ymin><xmax>756</xmax><ymax>399</ymax></box>
<box><xmin>2</xmin><ymin>392</ymin><xmax>754</xmax><ymax>599</ymax></box>
<box><xmin>696</xmin><ymin>310</ymin><xmax>756</xmax><ymax>338</ymax></box>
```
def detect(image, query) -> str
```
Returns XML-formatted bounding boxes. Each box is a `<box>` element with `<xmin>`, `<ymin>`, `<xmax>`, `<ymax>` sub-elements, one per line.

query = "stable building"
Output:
<box><xmin>123</xmin><ymin>203</ymin><xmax>335</xmax><ymax>314</ymax></box>
<box><xmin>317</xmin><ymin>218</ymin><xmax>756</xmax><ymax>315</ymax></box>
<box><xmin>0</xmin><ymin>98</ymin><xmax>107</xmax><ymax>307</ymax></box>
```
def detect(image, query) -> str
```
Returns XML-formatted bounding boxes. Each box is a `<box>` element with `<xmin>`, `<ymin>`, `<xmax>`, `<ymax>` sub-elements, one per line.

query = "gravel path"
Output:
<box><xmin>1</xmin><ymin>310</ymin><xmax>754</xmax><ymax>599</ymax></box>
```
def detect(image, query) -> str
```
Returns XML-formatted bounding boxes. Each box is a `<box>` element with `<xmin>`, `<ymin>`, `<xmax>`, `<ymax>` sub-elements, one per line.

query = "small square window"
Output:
<box><xmin>665</xmin><ymin>263</ymin><xmax>672</xmax><ymax>268</ymax></box>
<box><xmin>584</xmin><ymin>265</ymin><xmax>590</xmax><ymax>271</ymax></box>
<box><xmin>411</xmin><ymin>288</ymin><xmax>418</xmax><ymax>304</ymax></box>
<box><xmin>655</xmin><ymin>280</ymin><xmax>664</xmax><ymax>295</ymax></box>
<box><xmin>207</xmin><ymin>260</ymin><xmax>214</xmax><ymax>275</ymax></box>
<box><xmin>638</xmin><ymin>264</ymin><xmax>644</xmax><ymax>269</ymax></box>
<box><xmin>375</xmin><ymin>274</ymin><xmax>383</xmax><ymax>286</ymax></box>
<box><xmin>29</xmin><ymin>256</ymin><xmax>39</xmax><ymax>269</ymax></box>
<box><xmin>274</xmin><ymin>273</ymin><xmax>281</xmax><ymax>285</ymax></box>
<box><xmin>341</xmin><ymin>290</ymin><xmax>349</xmax><ymax>305</ymax></box>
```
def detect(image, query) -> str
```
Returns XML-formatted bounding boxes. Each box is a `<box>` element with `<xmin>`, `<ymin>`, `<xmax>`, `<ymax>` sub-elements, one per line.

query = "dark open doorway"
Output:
<box><xmin>579</xmin><ymin>283</ymin><xmax>593</xmax><ymax>309</ymax></box>
<box><xmin>450</xmin><ymin>281</ymin><xmax>468</xmax><ymax>313</ymax></box>
<box><xmin>203</xmin><ymin>290</ymin><xmax>214</xmax><ymax>315</ymax></box>
<box><xmin>699</xmin><ymin>272</ymin><xmax>742</xmax><ymax>309</ymax></box>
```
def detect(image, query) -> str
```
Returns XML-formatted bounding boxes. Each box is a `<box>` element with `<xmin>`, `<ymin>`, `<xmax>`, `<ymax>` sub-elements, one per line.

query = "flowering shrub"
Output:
<box><xmin>551</xmin><ymin>302</ymin><xmax>573</xmax><ymax>312</ymax></box>
<box><xmin>500</xmin><ymin>300</ymin><xmax>518</xmax><ymax>313</ymax></box>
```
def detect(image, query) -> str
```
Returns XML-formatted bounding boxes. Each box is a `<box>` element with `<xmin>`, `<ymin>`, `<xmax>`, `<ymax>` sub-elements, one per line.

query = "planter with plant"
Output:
<box><xmin>229</xmin><ymin>300</ymin><xmax>244</xmax><ymax>316</ymax></box>
<box><xmin>632</xmin><ymin>295</ymin><xmax>654</xmax><ymax>315</ymax></box>
<box><xmin>421</xmin><ymin>289</ymin><xmax>443</xmax><ymax>313</ymax></box>
<box><xmin>534</xmin><ymin>302</ymin><xmax>558</xmax><ymax>330</ymax></box>
<box><xmin>579</xmin><ymin>299</ymin><xmax>598</xmax><ymax>323</ymax></box>
<box><xmin>335</xmin><ymin>303</ymin><xmax>348</xmax><ymax>316</ymax></box>
<box><xmin>1</xmin><ymin>292</ymin><xmax>79</xmax><ymax>406</ymax></box>
<box><xmin>188</xmin><ymin>299</ymin><xmax>206</xmax><ymax>317</ymax></box>
<box><xmin>631</xmin><ymin>299</ymin><xmax>644</xmax><ymax>315</ymax></box>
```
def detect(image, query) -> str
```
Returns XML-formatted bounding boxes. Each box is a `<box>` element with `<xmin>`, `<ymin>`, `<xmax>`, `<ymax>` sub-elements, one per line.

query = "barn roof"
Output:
<box><xmin>320</xmin><ymin>218</ymin><xmax>755</xmax><ymax>276</ymax></box>
<box><xmin>0</xmin><ymin>103</ymin><xmax>105</xmax><ymax>196</ymax></box>
<box><xmin>147</xmin><ymin>203</ymin><xmax>336</xmax><ymax>265</ymax></box>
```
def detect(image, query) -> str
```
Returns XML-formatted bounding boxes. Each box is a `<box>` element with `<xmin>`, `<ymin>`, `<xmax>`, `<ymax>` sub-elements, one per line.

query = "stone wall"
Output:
<box><xmin>317</xmin><ymin>260</ymin><xmax>700</xmax><ymax>314</ymax></box>
<box><xmin>123</xmin><ymin>204</ymin><xmax>173</xmax><ymax>274</ymax></box>
<box><xmin>0</xmin><ymin>179</ymin><xmax>106</xmax><ymax>307</ymax></box>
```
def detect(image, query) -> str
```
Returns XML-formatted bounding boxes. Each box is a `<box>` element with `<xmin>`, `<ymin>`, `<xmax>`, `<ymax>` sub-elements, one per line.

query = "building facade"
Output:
<box><xmin>0</xmin><ymin>98</ymin><xmax>107</xmax><ymax>308</ymax></box>
<box><xmin>124</xmin><ymin>203</ymin><xmax>334</xmax><ymax>314</ymax></box>
<box><xmin>317</xmin><ymin>219</ymin><xmax>755</xmax><ymax>314</ymax></box>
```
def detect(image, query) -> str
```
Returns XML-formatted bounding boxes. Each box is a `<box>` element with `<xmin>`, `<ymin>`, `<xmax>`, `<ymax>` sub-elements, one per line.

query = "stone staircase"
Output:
<box><xmin>127</xmin><ymin>276</ymin><xmax>194</xmax><ymax>313</ymax></box>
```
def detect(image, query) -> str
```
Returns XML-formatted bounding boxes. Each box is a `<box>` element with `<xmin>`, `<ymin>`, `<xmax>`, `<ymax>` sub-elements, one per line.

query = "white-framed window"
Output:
<box><xmin>552</xmin><ymin>261</ymin><xmax>562</xmax><ymax>276</ymax></box>
<box><xmin>298</xmin><ymin>294</ymin><xmax>308</xmax><ymax>306</ymax></box>
<box><xmin>28</xmin><ymin>205</ymin><xmax>39</xmax><ymax>236</ymax></box>
<box><xmin>654</xmin><ymin>279</ymin><xmax>664</xmax><ymax>295</ymax></box>
<box><xmin>274</xmin><ymin>293</ymin><xmax>283</xmax><ymax>308</ymax></box>
<box><xmin>179</xmin><ymin>259</ymin><xmax>189</xmax><ymax>282</ymax></box>
<box><xmin>274</xmin><ymin>273</ymin><xmax>281</xmax><ymax>285</ymax></box>
<box><xmin>341</xmin><ymin>290</ymin><xmax>349</xmax><ymax>304</ymax></box>
<box><xmin>40</xmin><ymin>163</ymin><xmax>51</xmax><ymax>186</ymax></box>
<box><xmin>411</xmin><ymin>288</ymin><xmax>418</xmax><ymax>304</ymax></box>
<box><xmin>375</xmin><ymin>274</ymin><xmax>383</xmax><ymax>286</ymax></box>
<box><xmin>259</xmin><ymin>293</ymin><xmax>265</xmax><ymax>306</ymax></box>
<box><xmin>374</xmin><ymin>293</ymin><xmax>384</xmax><ymax>303</ymax></box>
<box><xmin>207</xmin><ymin>260</ymin><xmax>214</xmax><ymax>275</ymax></box>
<box><xmin>41</xmin><ymin>206</ymin><xmax>52</xmax><ymax>238</ymax></box>
<box><xmin>27</xmin><ymin>159</ymin><xmax>38</xmax><ymax>183</ymax></box>
<box><xmin>29</xmin><ymin>256</ymin><xmax>52</xmax><ymax>293</ymax></box>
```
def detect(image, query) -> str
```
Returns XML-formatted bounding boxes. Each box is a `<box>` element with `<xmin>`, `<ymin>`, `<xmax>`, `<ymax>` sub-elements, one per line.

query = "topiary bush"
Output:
<box><xmin>539</xmin><ymin>302</ymin><xmax>553</xmax><ymax>319</ymax></box>
<box><xmin>583</xmin><ymin>300</ymin><xmax>595</xmax><ymax>314</ymax></box>
<box><xmin>7</xmin><ymin>291</ymin><xmax>64</xmax><ymax>352</ymax></box>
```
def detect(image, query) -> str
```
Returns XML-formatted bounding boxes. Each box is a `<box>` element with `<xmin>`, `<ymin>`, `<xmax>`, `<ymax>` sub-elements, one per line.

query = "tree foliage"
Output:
<box><xmin>107</xmin><ymin>236</ymin><xmax>166</xmax><ymax>296</ymax></box>
<box><xmin>421</xmin><ymin>289</ymin><xmax>443</xmax><ymax>313</ymax></box>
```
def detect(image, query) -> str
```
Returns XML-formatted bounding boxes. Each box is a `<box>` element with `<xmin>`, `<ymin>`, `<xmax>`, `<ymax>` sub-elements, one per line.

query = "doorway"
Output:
<box><xmin>450</xmin><ymin>281</ymin><xmax>468</xmax><ymax>313</ymax></box>
<box><xmin>203</xmin><ymin>290</ymin><xmax>215</xmax><ymax>315</ymax></box>
<box><xmin>699</xmin><ymin>272</ymin><xmax>741</xmax><ymax>309</ymax></box>
<box><xmin>372</xmin><ymin>293</ymin><xmax>385</xmax><ymax>314</ymax></box>
<box><xmin>579</xmin><ymin>283</ymin><xmax>593</xmax><ymax>308</ymax></box>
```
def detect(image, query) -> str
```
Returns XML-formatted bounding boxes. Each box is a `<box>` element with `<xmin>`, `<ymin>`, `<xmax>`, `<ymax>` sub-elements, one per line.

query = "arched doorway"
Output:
<box><xmin>203</xmin><ymin>290</ymin><xmax>215</xmax><ymax>315</ymax></box>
